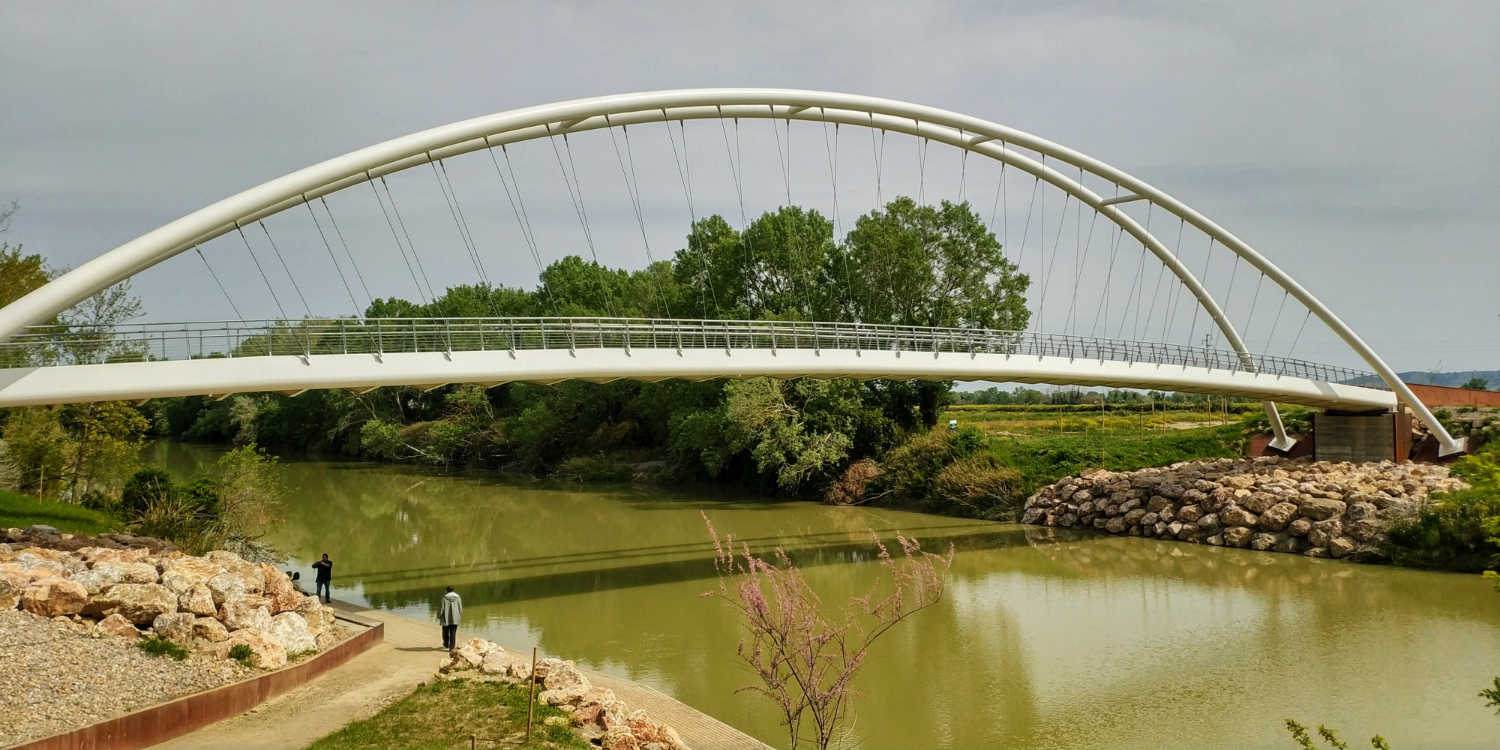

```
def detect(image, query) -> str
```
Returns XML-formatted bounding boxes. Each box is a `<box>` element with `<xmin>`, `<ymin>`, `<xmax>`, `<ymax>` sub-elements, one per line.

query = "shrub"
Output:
<box><xmin>121</xmin><ymin>467</ymin><xmax>174</xmax><ymax>519</ymax></box>
<box><xmin>825</xmin><ymin>458</ymin><xmax>882</xmax><ymax>505</ymax></box>
<box><xmin>137</xmin><ymin>636</ymin><xmax>189</xmax><ymax>661</ymax></box>
<box><xmin>874</xmin><ymin>427</ymin><xmax>985</xmax><ymax>506</ymax></box>
<box><xmin>554</xmin><ymin>455</ymin><xmax>634</xmax><ymax>483</ymax></box>
<box><xmin>932</xmin><ymin>456</ymin><xmax>1024</xmax><ymax>519</ymax></box>
<box><xmin>1387</xmin><ymin>446</ymin><xmax>1500</xmax><ymax>572</ymax></box>
<box><xmin>229</xmin><ymin>643</ymin><xmax>253</xmax><ymax>667</ymax></box>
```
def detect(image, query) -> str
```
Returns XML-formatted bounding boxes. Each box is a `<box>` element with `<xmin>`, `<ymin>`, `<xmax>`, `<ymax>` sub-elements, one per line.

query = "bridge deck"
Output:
<box><xmin>0</xmin><ymin>318</ymin><xmax>1391</xmax><ymax>409</ymax></box>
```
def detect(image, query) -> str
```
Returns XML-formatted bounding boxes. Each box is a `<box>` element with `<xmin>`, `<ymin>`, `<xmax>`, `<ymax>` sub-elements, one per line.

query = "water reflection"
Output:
<box><xmin>149</xmin><ymin>443</ymin><xmax>1500</xmax><ymax>749</ymax></box>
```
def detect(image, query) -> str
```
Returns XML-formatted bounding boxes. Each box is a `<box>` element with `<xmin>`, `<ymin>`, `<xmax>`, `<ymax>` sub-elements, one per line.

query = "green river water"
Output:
<box><xmin>151</xmin><ymin>443</ymin><xmax>1500</xmax><ymax>749</ymax></box>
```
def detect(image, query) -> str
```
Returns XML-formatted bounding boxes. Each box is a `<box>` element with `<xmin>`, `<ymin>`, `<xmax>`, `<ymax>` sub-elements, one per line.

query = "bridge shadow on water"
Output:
<box><xmin>354</xmin><ymin>523</ymin><xmax>1039</xmax><ymax>611</ymax></box>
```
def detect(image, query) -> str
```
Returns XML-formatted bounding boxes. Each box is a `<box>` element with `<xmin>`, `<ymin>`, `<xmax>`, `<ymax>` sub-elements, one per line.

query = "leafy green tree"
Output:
<box><xmin>1462</xmin><ymin>377</ymin><xmax>1490</xmax><ymax>391</ymax></box>
<box><xmin>841</xmin><ymin>198</ymin><xmax>1030</xmax><ymax>425</ymax></box>
<box><xmin>57</xmin><ymin>401</ymin><xmax>150</xmax><ymax>500</ymax></box>
<box><xmin>0</xmin><ymin>406</ymin><xmax>70</xmax><ymax>495</ymax></box>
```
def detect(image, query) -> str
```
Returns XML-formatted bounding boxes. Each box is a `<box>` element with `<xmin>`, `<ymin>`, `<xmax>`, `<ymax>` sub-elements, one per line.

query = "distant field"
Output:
<box><xmin>942</xmin><ymin>403</ymin><xmax>1256</xmax><ymax>439</ymax></box>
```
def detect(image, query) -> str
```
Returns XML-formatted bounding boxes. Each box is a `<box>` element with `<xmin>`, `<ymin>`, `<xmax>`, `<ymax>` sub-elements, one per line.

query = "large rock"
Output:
<box><xmin>21</xmin><ymin>578</ymin><xmax>89</xmax><ymax>616</ymax></box>
<box><xmin>153</xmin><ymin>612</ymin><xmax>198</xmax><ymax>644</ymax></box>
<box><xmin>1220</xmin><ymin>505</ymin><xmax>1258</xmax><ymax>528</ymax></box>
<box><xmin>221</xmin><ymin>599</ymin><xmax>274</xmax><ymax>632</ymax></box>
<box><xmin>1346</xmin><ymin>518</ymin><xmax>1387</xmax><ymax>543</ymax></box>
<box><xmin>1258</xmin><ymin>502</ymin><xmax>1299</xmax><ymax>531</ymax></box>
<box><xmin>268</xmin><ymin>612</ymin><xmax>317</xmax><ymax>654</ymax></box>
<box><xmin>97</xmin><ymin>612</ymin><xmax>141</xmax><ymax>639</ymax></box>
<box><xmin>159</xmin><ymin>556</ymin><xmax>226</xmax><ymax>595</ymax></box>
<box><xmin>1308</xmin><ymin>519</ymin><xmax>1344</xmax><ymax>549</ymax></box>
<box><xmin>539</xmin><ymin>659</ymin><xmax>591</xmax><ymax>706</ymax></box>
<box><xmin>75</xmin><ymin>561</ymin><xmax>160</xmax><ymax>594</ymax></box>
<box><xmin>259</xmin><ymin>563</ymin><xmax>302</xmax><ymax>614</ymax></box>
<box><xmin>179</xmin><ymin>584</ymin><xmax>218</xmax><ymax>616</ymax></box>
<box><xmin>226</xmin><ymin>628</ymin><xmax>286</xmax><ymax>669</ymax></box>
<box><xmin>93</xmin><ymin>583</ymin><xmax>177</xmax><ymax>625</ymax></box>
<box><xmin>205</xmin><ymin>551</ymin><xmax>264</xmax><ymax>594</ymax></box>
<box><xmin>1249</xmin><ymin>532</ymin><xmax>1279</xmax><ymax>551</ymax></box>
<box><xmin>206</xmin><ymin>571</ymin><xmax>249</xmax><ymax>605</ymax></box>
<box><xmin>1223</xmin><ymin>526</ymin><xmax>1253</xmax><ymax>548</ymax></box>
<box><xmin>77</xmin><ymin>546</ymin><xmax>151</xmax><ymax>567</ymax></box>
<box><xmin>0</xmin><ymin>575</ymin><xmax>20</xmax><ymax>609</ymax></box>
<box><xmin>295</xmin><ymin>595</ymin><xmax>336</xmax><ymax>636</ymax></box>
<box><xmin>1287</xmin><ymin>518</ymin><xmax>1313</xmax><ymax>537</ymax></box>
<box><xmin>1327</xmin><ymin>535</ymin><xmax>1358</xmax><ymax>558</ymax></box>
<box><xmin>1176</xmin><ymin>505</ymin><xmax>1203</xmax><ymax>524</ymax></box>
<box><xmin>1298</xmin><ymin>497</ymin><xmax>1347</xmax><ymax>521</ymax></box>
<box><xmin>192</xmin><ymin>617</ymin><xmax>229</xmax><ymax>644</ymax></box>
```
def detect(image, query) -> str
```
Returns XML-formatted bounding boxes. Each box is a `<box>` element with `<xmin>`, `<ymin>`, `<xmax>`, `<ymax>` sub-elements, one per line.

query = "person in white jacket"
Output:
<box><xmin>438</xmin><ymin>586</ymin><xmax>463</xmax><ymax>650</ymax></box>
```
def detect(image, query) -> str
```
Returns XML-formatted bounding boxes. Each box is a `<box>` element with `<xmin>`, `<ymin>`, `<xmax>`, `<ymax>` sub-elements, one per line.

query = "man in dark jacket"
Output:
<box><xmin>312</xmin><ymin>553</ymin><xmax>333</xmax><ymax>603</ymax></box>
<box><xmin>439</xmin><ymin>585</ymin><xmax>462</xmax><ymax>649</ymax></box>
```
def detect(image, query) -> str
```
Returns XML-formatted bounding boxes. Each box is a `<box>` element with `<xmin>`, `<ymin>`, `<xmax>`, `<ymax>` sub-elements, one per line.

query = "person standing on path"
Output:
<box><xmin>438</xmin><ymin>585</ymin><xmax>462</xmax><ymax>650</ymax></box>
<box><xmin>312</xmin><ymin>553</ymin><xmax>333</xmax><ymax>603</ymax></box>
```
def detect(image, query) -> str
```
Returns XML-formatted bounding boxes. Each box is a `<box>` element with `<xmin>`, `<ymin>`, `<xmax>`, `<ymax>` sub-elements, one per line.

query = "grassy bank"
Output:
<box><xmin>304</xmin><ymin>679</ymin><xmax>587</xmax><ymax>750</ymax></box>
<box><xmin>983</xmin><ymin>423</ymin><xmax>1243</xmax><ymax>496</ymax></box>
<box><xmin>0</xmin><ymin>489</ymin><xmax>122</xmax><ymax>534</ymax></box>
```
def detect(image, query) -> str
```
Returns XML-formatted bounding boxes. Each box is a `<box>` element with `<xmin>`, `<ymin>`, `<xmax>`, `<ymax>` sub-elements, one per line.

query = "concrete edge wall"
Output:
<box><xmin>1407</xmin><ymin>383</ymin><xmax>1500</xmax><ymax>408</ymax></box>
<box><xmin>7</xmin><ymin>615</ymin><xmax>384</xmax><ymax>750</ymax></box>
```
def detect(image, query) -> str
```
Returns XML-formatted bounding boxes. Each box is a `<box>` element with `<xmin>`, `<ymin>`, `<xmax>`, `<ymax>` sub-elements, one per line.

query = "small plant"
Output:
<box><xmin>137</xmin><ymin>636</ymin><xmax>189</xmax><ymax>661</ymax></box>
<box><xmin>1284</xmin><ymin>719</ymin><xmax>1389</xmax><ymax>749</ymax></box>
<box><xmin>228</xmin><ymin>643</ymin><xmax>253</xmax><ymax>666</ymax></box>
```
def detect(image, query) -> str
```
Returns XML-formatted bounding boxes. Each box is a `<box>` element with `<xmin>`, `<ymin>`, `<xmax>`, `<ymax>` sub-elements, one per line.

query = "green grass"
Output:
<box><xmin>137</xmin><ymin>637</ymin><xmax>189</xmax><ymax>660</ymax></box>
<box><xmin>229</xmin><ymin>643</ymin><xmax>253</xmax><ymax>667</ymax></box>
<box><xmin>0</xmin><ymin>489</ymin><xmax>122</xmax><ymax>534</ymax></box>
<box><xmin>984</xmin><ymin>422</ymin><xmax>1243</xmax><ymax>496</ymax></box>
<box><xmin>305</xmin><ymin>679</ymin><xmax>589</xmax><ymax>750</ymax></box>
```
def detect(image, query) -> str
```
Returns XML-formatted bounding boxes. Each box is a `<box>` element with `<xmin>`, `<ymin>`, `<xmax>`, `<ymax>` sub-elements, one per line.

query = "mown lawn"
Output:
<box><xmin>0</xmin><ymin>489</ymin><xmax>122</xmax><ymax>534</ymax></box>
<box><xmin>305</xmin><ymin>679</ymin><xmax>588</xmax><ymax>750</ymax></box>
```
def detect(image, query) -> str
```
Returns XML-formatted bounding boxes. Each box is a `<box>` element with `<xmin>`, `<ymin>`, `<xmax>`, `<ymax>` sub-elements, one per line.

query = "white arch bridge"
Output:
<box><xmin>0</xmin><ymin>88</ymin><xmax>1464</xmax><ymax>455</ymax></box>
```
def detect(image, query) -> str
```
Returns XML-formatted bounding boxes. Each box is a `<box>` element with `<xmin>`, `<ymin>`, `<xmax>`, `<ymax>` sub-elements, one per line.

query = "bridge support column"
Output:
<box><xmin>1261</xmin><ymin>401</ymin><xmax>1297</xmax><ymax>452</ymax></box>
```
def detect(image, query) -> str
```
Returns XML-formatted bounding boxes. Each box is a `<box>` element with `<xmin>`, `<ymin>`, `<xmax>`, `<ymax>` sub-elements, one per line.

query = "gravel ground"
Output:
<box><xmin>0</xmin><ymin>609</ymin><xmax>254</xmax><ymax>746</ymax></box>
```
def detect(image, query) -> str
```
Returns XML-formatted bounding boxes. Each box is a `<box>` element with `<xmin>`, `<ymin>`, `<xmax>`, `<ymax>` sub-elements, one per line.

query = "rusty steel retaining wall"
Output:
<box><xmin>8</xmin><ymin>614</ymin><xmax>383</xmax><ymax>750</ymax></box>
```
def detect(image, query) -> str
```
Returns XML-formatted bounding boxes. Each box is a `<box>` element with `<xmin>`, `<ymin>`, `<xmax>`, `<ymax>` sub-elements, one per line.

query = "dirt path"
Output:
<box><xmin>151</xmin><ymin>602</ymin><xmax>769</xmax><ymax>750</ymax></box>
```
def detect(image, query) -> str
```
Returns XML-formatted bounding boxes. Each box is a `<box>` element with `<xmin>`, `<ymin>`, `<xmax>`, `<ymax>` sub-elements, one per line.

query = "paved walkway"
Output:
<box><xmin>152</xmin><ymin>602</ymin><xmax>770</xmax><ymax>750</ymax></box>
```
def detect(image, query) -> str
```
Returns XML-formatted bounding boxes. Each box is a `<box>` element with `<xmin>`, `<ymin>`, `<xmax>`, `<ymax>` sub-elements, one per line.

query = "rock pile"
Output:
<box><xmin>0</xmin><ymin>531</ymin><xmax>344</xmax><ymax>670</ymax></box>
<box><xmin>1021</xmin><ymin>457</ymin><xmax>1468</xmax><ymax>560</ymax></box>
<box><xmin>436</xmin><ymin>638</ymin><xmax>692</xmax><ymax>750</ymax></box>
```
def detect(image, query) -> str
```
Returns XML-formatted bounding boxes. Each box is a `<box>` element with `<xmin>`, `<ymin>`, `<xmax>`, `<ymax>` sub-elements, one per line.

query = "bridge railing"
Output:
<box><xmin>0</xmin><ymin>317</ymin><xmax>1381</xmax><ymax>387</ymax></box>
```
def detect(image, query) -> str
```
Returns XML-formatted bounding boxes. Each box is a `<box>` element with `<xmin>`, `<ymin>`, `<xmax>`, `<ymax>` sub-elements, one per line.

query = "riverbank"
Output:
<box><xmin>1021</xmin><ymin>456</ymin><xmax>1468</xmax><ymax>560</ymax></box>
<box><xmin>155</xmin><ymin>603</ymin><xmax>771</xmax><ymax>750</ymax></box>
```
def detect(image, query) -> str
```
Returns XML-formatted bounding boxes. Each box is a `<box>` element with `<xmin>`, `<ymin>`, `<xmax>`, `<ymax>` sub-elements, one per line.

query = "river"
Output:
<box><xmin>150</xmin><ymin>443</ymin><xmax>1500</xmax><ymax>749</ymax></box>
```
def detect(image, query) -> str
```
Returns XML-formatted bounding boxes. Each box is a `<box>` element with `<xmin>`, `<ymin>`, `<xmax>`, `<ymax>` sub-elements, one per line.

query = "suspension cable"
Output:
<box><xmin>1185</xmin><ymin>237</ymin><xmax>1215</xmax><ymax>347</ymax></box>
<box><xmin>868</xmin><ymin>114</ymin><xmax>885</xmax><ymax>206</ymax></box>
<box><xmin>958</xmin><ymin>131</ymin><xmax>968</xmax><ymax>203</ymax></box>
<box><xmin>1120</xmin><ymin>203</ymin><xmax>1153</xmax><ymax>340</ymax></box>
<box><xmin>916</xmin><ymin>128</ymin><xmax>928</xmax><ymax>206</ymax></box>
<box><xmin>194</xmin><ymin>246</ymin><xmax>245</xmax><ymax>322</ymax></box>
<box><xmin>663</xmin><ymin>117</ymin><xmax>719</xmax><ymax>318</ymax></box>
<box><xmin>1215</xmin><ymin>254</ymin><xmax>1242</xmax><ymax>348</ymax></box>
<box><xmin>366</xmin><ymin>175</ymin><xmax>429</xmax><ymax>304</ymax></box>
<box><xmin>550</xmin><ymin>128</ymin><xmax>615</xmax><ymax>316</ymax></box>
<box><xmin>1263</xmin><ymin>290</ymin><xmax>1290</xmax><ymax>353</ymax></box>
<box><xmin>437</xmin><ymin>157</ymin><xmax>490</xmax><ymax>283</ymax></box>
<box><xmin>1038</xmin><ymin>194</ymin><xmax>1070</xmax><ymax>331</ymax></box>
<box><xmin>236</xmin><ymin>224</ymin><xmax>292</xmax><ymax>321</ymax></box>
<box><xmin>608</xmin><ymin>121</ymin><xmax>672</xmax><ymax>317</ymax></box>
<box><xmin>428</xmin><ymin>159</ymin><xmax>488</xmax><ymax>285</ymax></box>
<box><xmin>716</xmin><ymin>110</ymin><xmax>748</xmax><ymax>226</ymax></box>
<box><xmin>317</xmin><ymin>196</ymin><xmax>373</xmax><ymax>308</ymax></box>
<box><xmin>1015</xmin><ymin>175</ymin><xmax>1040</xmax><ymax>273</ymax></box>
<box><xmin>1089</xmin><ymin>218</ymin><xmax>1126</xmax><ymax>339</ymax></box>
<box><xmin>1241</xmin><ymin>272</ymin><xmax>1266</xmax><ymax>349</ymax></box>
<box><xmin>1286</xmin><ymin>308</ymin><xmax>1313</xmax><ymax>357</ymax></box>
<box><xmin>258</xmin><ymin>221</ymin><xmax>311</xmax><ymax>317</ymax></box>
<box><xmin>769</xmin><ymin>107</ymin><xmax>791</xmax><ymax>205</ymax></box>
<box><xmin>483</xmin><ymin>140</ymin><xmax>557</xmax><ymax>315</ymax></box>
<box><xmin>989</xmin><ymin>142</ymin><xmax>1008</xmax><ymax>257</ymax></box>
<box><xmin>303</xmin><ymin>199</ymin><xmax>361</xmax><ymax>317</ymax></box>
<box><xmin>821</xmin><ymin>110</ymin><xmax>857</xmax><ymax>320</ymax></box>
<box><xmin>1160</xmin><ymin>218</ymin><xmax>1188</xmax><ymax>342</ymax></box>
<box><xmin>378</xmin><ymin>175</ymin><xmax>437</xmax><ymax>301</ymax></box>
<box><xmin>1063</xmin><ymin>205</ymin><xmax>1101</xmax><ymax>335</ymax></box>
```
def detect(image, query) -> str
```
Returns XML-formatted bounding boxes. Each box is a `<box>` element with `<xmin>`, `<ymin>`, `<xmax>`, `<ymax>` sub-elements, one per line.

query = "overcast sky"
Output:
<box><xmin>2</xmin><ymin>0</ymin><xmax>1496</xmax><ymax>372</ymax></box>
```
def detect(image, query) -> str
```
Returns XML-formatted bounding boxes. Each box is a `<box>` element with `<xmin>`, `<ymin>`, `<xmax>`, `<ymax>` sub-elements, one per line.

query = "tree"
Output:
<box><xmin>58</xmin><ymin>401</ymin><xmax>150</xmax><ymax>500</ymax></box>
<box><xmin>703</xmin><ymin>515</ymin><xmax>953</xmax><ymax>750</ymax></box>
<box><xmin>841</xmin><ymin>198</ymin><xmax>1030</xmax><ymax>425</ymax></box>
<box><xmin>1461</xmin><ymin>377</ymin><xmax>1490</xmax><ymax>391</ymax></box>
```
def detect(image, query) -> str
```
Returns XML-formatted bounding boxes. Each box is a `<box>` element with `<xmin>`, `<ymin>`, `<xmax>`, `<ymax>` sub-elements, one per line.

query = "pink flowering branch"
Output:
<box><xmin>702</xmin><ymin>512</ymin><xmax>953</xmax><ymax>750</ymax></box>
